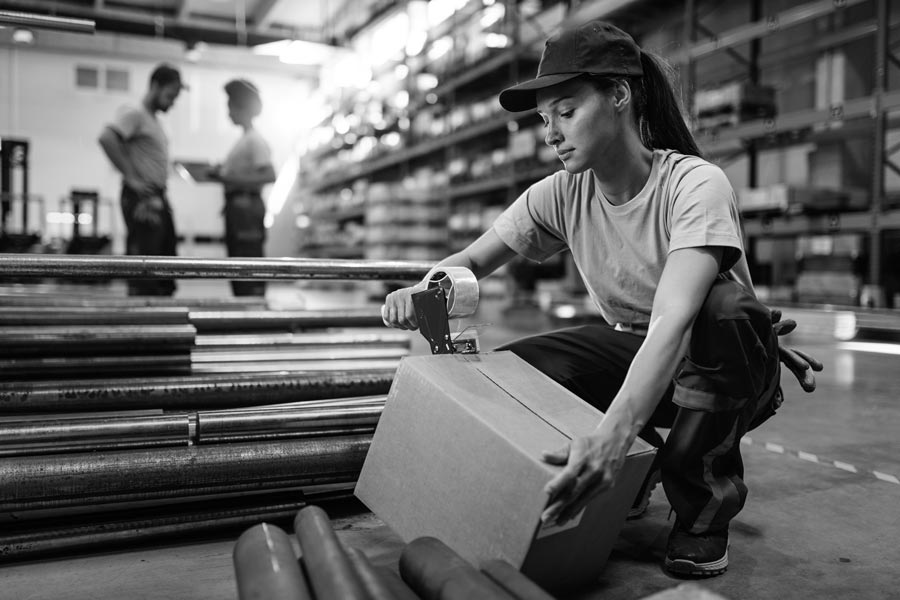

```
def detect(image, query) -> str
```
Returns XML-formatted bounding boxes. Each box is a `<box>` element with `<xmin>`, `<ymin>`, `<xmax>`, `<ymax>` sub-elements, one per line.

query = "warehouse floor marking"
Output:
<box><xmin>741</xmin><ymin>436</ymin><xmax>900</xmax><ymax>485</ymax></box>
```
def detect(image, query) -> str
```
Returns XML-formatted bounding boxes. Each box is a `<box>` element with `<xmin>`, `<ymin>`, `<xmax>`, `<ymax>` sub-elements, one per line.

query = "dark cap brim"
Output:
<box><xmin>499</xmin><ymin>73</ymin><xmax>584</xmax><ymax>112</ymax></box>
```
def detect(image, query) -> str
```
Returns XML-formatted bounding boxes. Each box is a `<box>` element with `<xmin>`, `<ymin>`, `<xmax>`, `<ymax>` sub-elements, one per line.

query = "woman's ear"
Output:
<box><xmin>612</xmin><ymin>80</ymin><xmax>632</xmax><ymax>112</ymax></box>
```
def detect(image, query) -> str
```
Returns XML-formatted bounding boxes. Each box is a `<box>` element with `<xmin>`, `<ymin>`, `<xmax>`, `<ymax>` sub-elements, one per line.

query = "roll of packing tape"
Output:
<box><xmin>425</xmin><ymin>266</ymin><xmax>479</xmax><ymax>318</ymax></box>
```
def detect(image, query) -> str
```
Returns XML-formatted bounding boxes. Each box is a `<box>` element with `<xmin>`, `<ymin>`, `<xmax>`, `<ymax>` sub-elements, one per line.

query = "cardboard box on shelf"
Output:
<box><xmin>355</xmin><ymin>351</ymin><xmax>656</xmax><ymax>591</ymax></box>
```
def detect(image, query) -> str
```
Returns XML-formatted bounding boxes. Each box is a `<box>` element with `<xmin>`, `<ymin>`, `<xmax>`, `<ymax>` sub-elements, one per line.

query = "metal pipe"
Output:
<box><xmin>192</xmin><ymin>359</ymin><xmax>401</xmax><ymax>374</ymax></box>
<box><xmin>197</xmin><ymin>405</ymin><xmax>382</xmax><ymax>443</ymax></box>
<box><xmin>0</xmin><ymin>403</ymin><xmax>384</xmax><ymax>456</ymax></box>
<box><xmin>234</xmin><ymin>523</ymin><xmax>313</xmax><ymax>600</ymax></box>
<box><xmin>399</xmin><ymin>537</ymin><xmax>515</xmax><ymax>600</ymax></box>
<box><xmin>0</xmin><ymin>369</ymin><xmax>395</xmax><ymax>413</ymax></box>
<box><xmin>195</xmin><ymin>331</ymin><xmax>410</xmax><ymax>349</ymax></box>
<box><xmin>0</xmin><ymin>413</ymin><xmax>190</xmax><ymax>456</ymax></box>
<box><xmin>0</xmin><ymin>10</ymin><xmax>95</xmax><ymax>33</ymax></box>
<box><xmin>0</xmin><ymin>489</ymin><xmax>310</xmax><ymax>561</ymax></box>
<box><xmin>190</xmin><ymin>347</ymin><xmax>408</xmax><ymax>364</ymax></box>
<box><xmin>0</xmin><ymin>436</ymin><xmax>370</xmax><ymax>511</ymax></box>
<box><xmin>294</xmin><ymin>506</ymin><xmax>370</xmax><ymax>600</ymax></box>
<box><xmin>189</xmin><ymin>309</ymin><xmax>385</xmax><ymax>332</ymax></box>
<box><xmin>0</xmin><ymin>306</ymin><xmax>191</xmax><ymax>326</ymax></box>
<box><xmin>0</xmin><ymin>354</ymin><xmax>192</xmax><ymax>379</ymax></box>
<box><xmin>0</xmin><ymin>324</ymin><xmax>196</xmax><ymax>356</ymax></box>
<box><xmin>0</xmin><ymin>254</ymin><xmax>433</xmax><ymax>281</ymax></box>
<box><xmin>0</xmin><ymin>292</ymin><xmax>266</xmax><ymax>309</ymax></box>
<box><xmin>347</xmin><ymin>547</ymin><xmax>420</xmax><ymax>600</ymax></box>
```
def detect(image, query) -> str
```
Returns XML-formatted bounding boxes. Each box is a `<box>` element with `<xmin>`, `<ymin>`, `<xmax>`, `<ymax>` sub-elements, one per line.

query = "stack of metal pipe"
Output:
<box><xmin>0</xmin><ymin>254</ymin><xmax>432</xmax><ymax>560</ymax></box>
<box><xmin>232</xmin><ymin>506</ymin><xmax>557</xmax><ymax>600</ymax></box>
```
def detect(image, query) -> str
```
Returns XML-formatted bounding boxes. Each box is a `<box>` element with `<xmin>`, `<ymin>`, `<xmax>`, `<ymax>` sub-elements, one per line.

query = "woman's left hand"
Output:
<box><xmin>540</xmin><ymin>426</ymin><xmax>632</xmax><ymax>526</ymax></box>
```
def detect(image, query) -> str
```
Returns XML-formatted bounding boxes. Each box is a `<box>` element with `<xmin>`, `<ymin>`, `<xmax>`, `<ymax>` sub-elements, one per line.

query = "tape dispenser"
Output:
<box><xmin>411</xmin><ymin>266</ymin><xmax>480</xmax><ymax>355</ymax></box>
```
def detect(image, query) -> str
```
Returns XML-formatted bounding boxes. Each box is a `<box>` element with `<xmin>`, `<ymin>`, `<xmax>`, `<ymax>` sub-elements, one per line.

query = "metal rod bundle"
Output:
<box><xmin>0</xmin><ymin>487</ymin><xmax>352</xmax><ymax>562</ymax></box>
<box><xmin>0</xmin><ymin>399</ymin><xmax>384</xmax><ymax>456</ymax></box>
<box><xmin>0</xmin><ymin>254</ymin><xmax>432</xmax><ymax>281</ymax></box>
<box><xmin>0</xmin><ymin>435</ymin><xmax>371</xmax><ymax>512</ymax></box>
<box><xmin>0</xmin><ymin>369</ymin><xmax>396</xmax><ymax>413</ymax></box>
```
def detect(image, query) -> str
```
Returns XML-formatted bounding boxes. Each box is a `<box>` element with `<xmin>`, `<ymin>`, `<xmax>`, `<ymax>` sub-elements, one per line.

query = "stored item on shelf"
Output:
<box><xmin>509</xmin><ymin>128</ymin><xmax>537</xmax><ymax>160</ymax></box>
<box><xmin>355</xmin><ymin>351</ymin><xmax>655</xmax><ymax>590</ymax></box>
<box><xmin>796</xmin><ymin>270</ymin><xmax>861</xmax><ymax>306</ymax></box>
<box><xmin>737</xmin><ymin>184</ymin><xmax>860</xmax><ymax>215</ymax></box>
<box><xmin>796</xmin><ymin>233</ymin><xmax>863</xmax><ymax>258</ymax></box>
<box><xmin>694</xmin><ymin>81</ymin><xmax>776</xmax><ymax>130</ymax></box>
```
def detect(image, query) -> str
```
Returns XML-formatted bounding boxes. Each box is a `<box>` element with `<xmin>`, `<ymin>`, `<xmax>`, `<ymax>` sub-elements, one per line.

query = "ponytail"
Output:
<box><xmin>633</xmin><ymin>50</ymin><xmax>702</xmax><ymax>158</ymax></box>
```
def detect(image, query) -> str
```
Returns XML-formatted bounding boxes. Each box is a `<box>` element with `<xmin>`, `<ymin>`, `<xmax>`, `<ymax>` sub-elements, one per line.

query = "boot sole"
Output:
<box><xmin>664</xmin><ymin>549</ymin><xmax>728</xmax><ymax>577</ymax></box>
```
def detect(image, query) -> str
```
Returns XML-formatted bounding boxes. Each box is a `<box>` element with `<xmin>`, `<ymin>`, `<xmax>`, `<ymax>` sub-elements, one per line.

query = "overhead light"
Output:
<box><xmin>12</xmin><ymin>28</ymin><xmax>34</xmax><ymax>44</ymax></box>
<box><xmin>253</xmin><ymin>39</ymin><xmax>342</xmax><ymax>65</ymax></box>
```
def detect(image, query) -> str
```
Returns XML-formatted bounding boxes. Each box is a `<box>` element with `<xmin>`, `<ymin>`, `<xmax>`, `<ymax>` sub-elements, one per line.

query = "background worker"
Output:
<box><xmin>98</xmin><ymin>63</ymin><xmax>185</xmax><ymax>296</ymax></box>
<box><xmin>210</xmin><ymin>79</ymin><xmax>275</xmax><ymax>297</ymax></box>
<box><xmin>382</xmin><ymin>20</ymin><xmax>822</xmax><ymax>578</ymax></box>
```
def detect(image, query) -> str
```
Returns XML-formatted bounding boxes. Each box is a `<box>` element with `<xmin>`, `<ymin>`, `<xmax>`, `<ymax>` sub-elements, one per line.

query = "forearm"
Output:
<box><xmin>435</xmin><ymin>229</ymin><xmax>517</xmax><ymax>280</ymax></box>
<box><xmin>98</xmin><ymin>132</ymin><xmax>138</xmax><ymax>181</ymax></box>
<box><xmin>598</xmin><ymin>314</ymin><xmax>693</xmax><ymax>443</ymax></box>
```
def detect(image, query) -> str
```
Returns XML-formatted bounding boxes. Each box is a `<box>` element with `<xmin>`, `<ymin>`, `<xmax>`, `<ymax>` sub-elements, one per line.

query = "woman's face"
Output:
<box><xmin>536</xmin><ymin>77</ymin><xmax>622</xmax><ymax>174</ymax></box>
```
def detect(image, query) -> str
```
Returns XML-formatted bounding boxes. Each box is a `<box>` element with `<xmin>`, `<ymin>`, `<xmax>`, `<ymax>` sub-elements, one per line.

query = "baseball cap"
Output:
<box><xmin>150</xmin><ymin>63</ymin><xmax>189</xmax><ymax>90</ymax></box>
<box><xmin>499</xmin><ymin>20</ymin><xmax>642</xmax><ymax>112</ymax></box>
<box><xmin>224</xmin><ymin>79</ymin><xmax>261</xmax><ymax>102</ymax></box>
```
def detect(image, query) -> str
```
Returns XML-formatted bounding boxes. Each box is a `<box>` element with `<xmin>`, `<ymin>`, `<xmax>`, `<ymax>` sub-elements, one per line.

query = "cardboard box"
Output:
<box><xmin>355</xmin><ymin>351</ymin><xmax>656</xmax><ymax>590</ymax></box>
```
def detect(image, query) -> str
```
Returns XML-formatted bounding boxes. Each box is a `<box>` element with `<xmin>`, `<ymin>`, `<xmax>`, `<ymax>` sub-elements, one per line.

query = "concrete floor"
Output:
<box><xmin>1</xmin><ymin>283</ymin><xmax>899</xmax><ymax>599</ymax></box>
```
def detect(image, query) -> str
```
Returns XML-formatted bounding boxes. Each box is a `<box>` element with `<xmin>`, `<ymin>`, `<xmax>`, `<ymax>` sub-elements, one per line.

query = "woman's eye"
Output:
<box><xmin>560</xmin><ymin>110</ymin><xmax>574</xmax><ymax>118</ymax></box>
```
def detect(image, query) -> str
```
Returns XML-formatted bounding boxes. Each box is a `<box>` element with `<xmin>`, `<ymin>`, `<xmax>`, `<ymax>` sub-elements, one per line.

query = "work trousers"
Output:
<box><xmin>496</xmin><ymin>278</ymin><xmax>782</xmax><ymax>535</ymax></box>
<box><xmin>120</xmin><ymin>184</ymin><xmax>177</xmax><ymax>296</ymax></box>
<box><xmin>224</xmin><ymin>191</ymin><xmax>266</xmax><ymax>297</ymax></box>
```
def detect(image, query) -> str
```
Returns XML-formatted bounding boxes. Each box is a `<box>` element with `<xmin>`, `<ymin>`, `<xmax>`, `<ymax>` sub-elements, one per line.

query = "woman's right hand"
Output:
<box><xmin>381</xmin><ymin>283</ymin><xmax>428</xmax><ymax>330</ymax></box>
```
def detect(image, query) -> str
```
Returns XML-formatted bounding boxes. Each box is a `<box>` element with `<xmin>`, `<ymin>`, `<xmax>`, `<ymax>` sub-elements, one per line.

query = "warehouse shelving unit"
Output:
<box><xmin>297</xmin><ymin>0</ymin><xmax>560</xmax><ymax>265</ymax></box>
<box><xmin>297</xmin><ymin>0</ymin><xmax>899</xmax><ymax>308</ymax></box>
<box><xmin>683</xmin><ymin>0</ymin><xmax>899</xmax><ymax>306</ymax></box>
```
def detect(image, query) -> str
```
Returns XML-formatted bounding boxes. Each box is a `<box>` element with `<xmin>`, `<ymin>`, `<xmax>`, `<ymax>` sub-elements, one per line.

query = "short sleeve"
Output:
<box><xmin>248</xmin><ymin>133</ymin><xmax>273</xmax><ymax>168</ymax></box>
<box><xmin>492</xmin><ymin>173</ymin><xmax>568</xmax><ymax>262</ymax></box>
<box><xmin>668</xmin><ymin>163</ymin><xmax>745</xmax><ymax>272</ymax></box>
<box><xmin>108</xmin><ymin>105</ymin><xmax>141</xmax><ymax>140</ymax></box>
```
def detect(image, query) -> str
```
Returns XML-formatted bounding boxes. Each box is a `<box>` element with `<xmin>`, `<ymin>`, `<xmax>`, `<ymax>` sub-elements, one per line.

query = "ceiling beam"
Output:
<box><xmin>251</xmin><ymin>0</ymin><xmax>280</xmax><ymax>29</ymax></box>
<box><xmin>1</xmin><ymin>0</ymin><xmax>325</xmax><ymax>45</ymax></box>
<box><xmin>176</xmin><ymin>0</ymin><xmax>193</xmax><ymax>23</ymax></box>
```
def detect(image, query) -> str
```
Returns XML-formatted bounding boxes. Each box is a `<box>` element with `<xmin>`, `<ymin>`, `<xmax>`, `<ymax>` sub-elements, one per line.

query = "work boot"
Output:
<box><xmin>664</xmin><ymin>520</ymin><xmax>729</xmax><ymax>576</ymax></box>
<box><xmin>626</xmin><ymin>468</ymin><xmax>661</xmax><ymax>519</ymax></box>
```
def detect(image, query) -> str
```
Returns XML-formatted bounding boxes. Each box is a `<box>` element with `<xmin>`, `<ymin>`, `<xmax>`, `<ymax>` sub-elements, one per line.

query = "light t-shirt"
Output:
<box><xmin>108</xmin><ymin>105</ymin><xmax>169</xmax><ymax>189</ymax></box>
<box><xmin>221</xmin><ymin>128</ymin><xmax>272</xmax><ymax>194</ymax></box>
<box><xmin>492</xmin><ymin>149</ymin><xmax>753</xmax><ymax>331</ymax></box>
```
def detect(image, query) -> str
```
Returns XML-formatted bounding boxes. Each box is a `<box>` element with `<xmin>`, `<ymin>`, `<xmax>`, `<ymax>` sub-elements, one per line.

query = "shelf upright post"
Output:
<box><xmin>682</xmin><ymin>0</ymin><xmax>697</xmax><ymax>130</ymax></box>
<box><xmin>747</xmin><ymin>0</ymin><xmax>762</xmax><ymax>189</ymax></box>
<box><xmin>867</xmin><ymin>0</ymin><xmax>889</xmax><ymax>305</ymax></box>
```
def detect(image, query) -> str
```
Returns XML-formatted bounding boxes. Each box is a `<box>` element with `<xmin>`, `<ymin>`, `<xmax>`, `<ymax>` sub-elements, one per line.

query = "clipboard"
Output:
<box><xmin>174</xmin><ymin>160</ymin><xmax>216</xmax><ymax>183</ymax></box>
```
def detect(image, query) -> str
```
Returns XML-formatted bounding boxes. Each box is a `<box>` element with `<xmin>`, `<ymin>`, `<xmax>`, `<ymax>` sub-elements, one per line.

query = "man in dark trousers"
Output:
<box><xmin>98</xmin><ymin>63</ymin><xmax>185</xmax><ymax>296</ymax></box>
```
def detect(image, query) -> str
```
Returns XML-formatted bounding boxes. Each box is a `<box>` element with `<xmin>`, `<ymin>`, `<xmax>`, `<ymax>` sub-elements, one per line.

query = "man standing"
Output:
<box><xmin>98</xmin><ymin>63</ymin><xmax>185</xmax><ymax>296</ymax></box>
